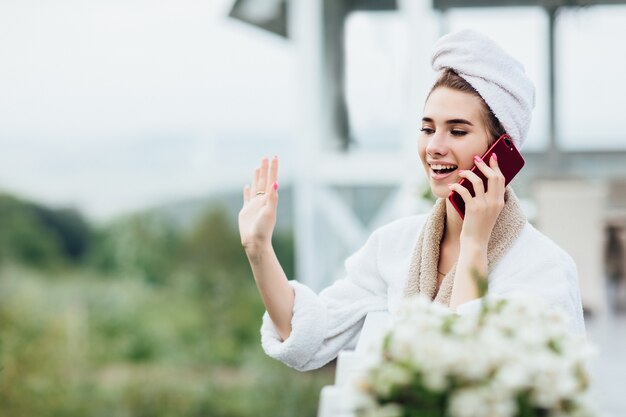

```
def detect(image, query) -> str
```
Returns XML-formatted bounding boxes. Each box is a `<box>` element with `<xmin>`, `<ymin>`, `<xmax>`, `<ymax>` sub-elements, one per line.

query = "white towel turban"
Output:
<box><xmin>431</xmin><ymin>29</ymin><xmax>535</xmax><ymax>149</ymax></box>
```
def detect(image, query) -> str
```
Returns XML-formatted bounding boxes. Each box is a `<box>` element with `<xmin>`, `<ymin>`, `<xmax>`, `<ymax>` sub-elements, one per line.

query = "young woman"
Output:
<box><xmin>238</xmin><ymin>30</ymin><xmax>585</xmax><ymax>372</ymax></box>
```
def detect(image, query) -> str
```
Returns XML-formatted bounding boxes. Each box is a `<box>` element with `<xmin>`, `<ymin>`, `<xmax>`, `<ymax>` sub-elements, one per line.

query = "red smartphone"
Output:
<box><xmin>448</xmin><ymin>133</ymin><xmax>524</xmax><ymax>220</ymax></box>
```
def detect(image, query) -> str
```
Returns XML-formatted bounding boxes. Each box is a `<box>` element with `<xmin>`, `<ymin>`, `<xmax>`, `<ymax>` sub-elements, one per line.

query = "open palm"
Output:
<box><xmin>238</xmin><ymin>156</ymin><xmax>279</xmax><ymax>252</ymax></box>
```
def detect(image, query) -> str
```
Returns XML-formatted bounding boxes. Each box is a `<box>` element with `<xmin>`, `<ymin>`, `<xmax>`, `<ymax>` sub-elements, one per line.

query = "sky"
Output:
<box><xmin>0</xmin><ymin>0</ymin><xmax>624</xmax><ymax>221</ymax></box>
<box><xmin>0</xmin><ymin>0</ymin><xmax>296</xmax><ymax>220</ymax></box>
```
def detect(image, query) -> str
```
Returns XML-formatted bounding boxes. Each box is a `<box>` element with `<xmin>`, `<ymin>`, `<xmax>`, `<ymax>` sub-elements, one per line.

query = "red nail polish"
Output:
<box><xmin>273</xmin><ymin>181</ymin><xmax>279</xmax><ymax>191</ymax></box>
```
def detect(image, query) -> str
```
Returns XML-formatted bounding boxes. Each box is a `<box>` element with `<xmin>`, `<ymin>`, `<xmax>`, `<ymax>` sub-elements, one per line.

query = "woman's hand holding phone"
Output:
<box><xmin>448</xmin><ymin>153</ymin><xmax>506</xmax><ymax>248</ymax></box>
<box><xmin>447</xmin><ymin>153</ymin><xmax>506</xmax><ymax>309</ymax></box>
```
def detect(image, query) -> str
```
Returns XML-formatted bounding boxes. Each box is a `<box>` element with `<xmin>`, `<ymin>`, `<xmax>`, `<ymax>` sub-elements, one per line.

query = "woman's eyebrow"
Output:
<box><xmin>421</xmin><ymin>117</ymin><xmax>473</xmax><ymax>126</ymax></box>
<box><xmin>446</xmin><ymin>118</ymin><xmax>473</xmax><ymax>126</ymax></box>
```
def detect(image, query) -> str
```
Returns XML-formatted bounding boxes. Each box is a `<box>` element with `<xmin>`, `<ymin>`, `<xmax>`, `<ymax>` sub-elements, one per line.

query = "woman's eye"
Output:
<box><xmin>420</xmin><ymin>127</ymin><xmax>434</xmax><ymax>134</ymax></box>
<box><xmin>451</xmin><ymin>130</ymin><xmax>467</xmax><ymax>136</ymax></box>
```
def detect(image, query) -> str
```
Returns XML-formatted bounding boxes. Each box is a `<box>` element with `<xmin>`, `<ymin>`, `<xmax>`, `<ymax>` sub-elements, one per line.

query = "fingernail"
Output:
<box><xmin>474</xmin><ymin>155</ymin><xmax>482</xmax><ymax>163</ymax></box>
<box><xmin>492</xmin><ymin>153</ymin><xmax>498</xmax><ymax>161</ymax></box>
<box><xmin>448</xmin><ymin>183</ymin><xmax>453</xmax><ymax>188</ymax></box>
<box><xmin>273</xmin><ymin>181</ymin><xmax>279</xmax><ymax>191</ymax></box>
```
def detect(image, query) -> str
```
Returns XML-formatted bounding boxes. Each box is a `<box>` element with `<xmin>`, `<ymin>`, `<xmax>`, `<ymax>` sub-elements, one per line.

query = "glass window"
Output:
<box><xmin>344</xmin><ymin>12</ymin><xmax>408</xmax><ymax>149</ymax></box>
<box><xmin>556</xmin><ymin>6</ymin><xmax>626</xmax><ymax>150</ymax></box>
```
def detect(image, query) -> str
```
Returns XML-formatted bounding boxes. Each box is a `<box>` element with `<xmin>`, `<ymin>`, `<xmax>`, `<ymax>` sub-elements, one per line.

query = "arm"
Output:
<box><xmin>448</xmin><ymin>153</ymin><xmax>504</xmax><ymax>309</ymax></box>
<box><xmin>246</xmin><ymin>245</ymin><xmax>294</xmax><ymax>341</ymax></box>
<box><xmin>240</xmin><ymin>157</ymin><xmax>389</xmax><ymax>371</ymax></box>
<box><xmin>450</xmin><ymin>242</ymin><xmax>486</xmax><ymax>308</ymax></box>
<box><xmin>261</xmin><ymin>227</ymin><xmax>388</xmax><ymax>371</ymax></box>
<box><xmin>238</xmin><ymin>156</ymin><xmax>294</xmax><ymax>341</ymax></box>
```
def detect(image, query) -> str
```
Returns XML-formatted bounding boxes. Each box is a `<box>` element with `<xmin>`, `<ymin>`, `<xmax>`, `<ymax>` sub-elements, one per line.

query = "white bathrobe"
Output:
<box><xmin>260</xmin><ymin>214</ymin><xmax>586</xmax><ymax>372</ymax></box>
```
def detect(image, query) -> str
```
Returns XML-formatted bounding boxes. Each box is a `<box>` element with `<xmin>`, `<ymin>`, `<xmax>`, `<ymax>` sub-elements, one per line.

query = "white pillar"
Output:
<box><xmin>288</xmin><ymin>0</ymin><xmax>325</xmax><ymax>290</ymax></box>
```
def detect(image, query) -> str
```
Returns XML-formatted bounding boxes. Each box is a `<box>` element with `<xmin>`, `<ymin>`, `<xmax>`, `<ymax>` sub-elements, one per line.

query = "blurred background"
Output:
<box><xmin>0</xmin><ymin>0</ymin><xmax>625</xmax><ymax>416</ymax></box>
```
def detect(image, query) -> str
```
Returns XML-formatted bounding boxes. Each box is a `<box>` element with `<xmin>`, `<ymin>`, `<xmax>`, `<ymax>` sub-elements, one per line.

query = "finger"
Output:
<box><xmin>251</xmin><ymin>167</ymin><xmax>260</xmax><ymax>195</ymax></box>
<box><xmin>267</xmin><ymin>155</ymin><xmax>278</xmax><ymax>192</ymax></box>
<box><xmin>243</xmin><ymin>184</ymin><xmax>251</xmax><ymax>204</ymax></box>
<box><xmin>448</xmin><ymin>182</ymin><xmax>473</xmax><ymax>204</ymax></box>
<box><xmin>268</xmin><ymin>181</ymin><xmax>279</xmax><ymax>210</ymax></box>
<box><xmin>473</xmin><ymin>155</ymin><xmax>497</xmax><ymax>180</ymax></box>
<box><xmin>489</xmin><ymin>153</ymin><xmax>504</xmax><ymax>178</ymax></box>
<box><xmin>474</xmin><ymin>154</ymin><xmax>502</xmax><ymax>196</ymax></box>
<box><xmin>487</xmin><ymin>153</ymin><xmax>505</xmax><ymax>198</ymax></box>
<box><xmin>458</xmin><ymin>169</ymin><xmax>485</xmax><ymax>197</ymax></box>
<box><xmin>257</xmin><ymin>157</ymin><xmax>269</xmax><ymax>193</ymax></box>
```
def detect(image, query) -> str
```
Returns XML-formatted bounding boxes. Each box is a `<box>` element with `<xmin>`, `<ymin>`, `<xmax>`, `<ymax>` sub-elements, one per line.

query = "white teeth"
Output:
<box><xmin>431</xmin><ymin>164</ymin><xmax>458</xmax><ymax>170</ymax></box>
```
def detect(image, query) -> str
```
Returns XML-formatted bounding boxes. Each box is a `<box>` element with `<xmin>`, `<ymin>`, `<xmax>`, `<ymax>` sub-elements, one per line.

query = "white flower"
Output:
<box><xmin>357</xmin><ymin>294</ymin><xmax>599</xmax><ymax>417</ymax></box>
<box><xmin>493</xmin><ymin>362</ymin><xmax>530</xmax><ymax>392</ymax></box>
<box><xmin>530</xmin><ymin>357</ymin><xmax>579</xmax><ymax>408</ymax></box>
<box><xmin>421</xmin><ymin>369</ymin><xmax>448</xmax><ymax>392</ymax></box>
<box><xmin>370</xmin><ymin>362</ymin><xmax>412</xmax><ymax>398</ymax></box>
<box><xmin>359</xmin><ymin>403</ymin><xmax>402</xmax><ymax>417</ymax></box>
<box><xmin>449</xmin><ymin>385</ymin><xmax>516</xmax><ymax>417</ymax></box>
<box><xmin>448</xmin><ymin>387</ymin><xmax>489</xmax><ymax>417</ymax></box>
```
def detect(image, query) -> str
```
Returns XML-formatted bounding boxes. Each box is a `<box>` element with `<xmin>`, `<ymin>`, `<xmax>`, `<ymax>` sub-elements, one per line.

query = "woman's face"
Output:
<box><xmin>418</xmin><ymin>87</ymin><xmax>491</xmax><ymax>199</ymax></box>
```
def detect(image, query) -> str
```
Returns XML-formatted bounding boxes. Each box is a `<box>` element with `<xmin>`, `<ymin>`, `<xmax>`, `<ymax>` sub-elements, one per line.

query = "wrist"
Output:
<box><xmin>459</xmin><ymin>238</ymin><xmax>488</xmax><ymax>256</ymax></box>
<box><xmin>244</xmin><ymin>241</ymin><xmax>274</xmax><ymax>261</ymax></box>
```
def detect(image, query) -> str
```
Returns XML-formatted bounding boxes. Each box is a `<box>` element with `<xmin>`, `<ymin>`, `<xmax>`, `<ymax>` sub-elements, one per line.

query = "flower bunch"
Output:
<box><xmin>356</xmin><ymin>294</ymin><xmax>597</xmax><ymax>417</ymax></box>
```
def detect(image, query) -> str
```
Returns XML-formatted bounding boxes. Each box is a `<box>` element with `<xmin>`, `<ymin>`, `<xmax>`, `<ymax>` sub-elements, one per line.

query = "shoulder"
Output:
<box><xmin>340</xmin><ymin>214</ymin><xmax>428</xmax><ymax>288</ymax></box>
<box><xmin>513</xmin><ymin>223</ymin><xmax>576</xmax><ymax>269</ymax></box>
<box><xmin>345</xmin><ymin>214</ymin><xmax>428</xmax><ymax>263</ymax></box>
<box><xmin>344</xmin><ymin>214</ymin><xmax>428</xmax><ymax>284</ymax></box>
<box><xmin>370</xmin><ymin>214</ymin><xmax>429</xmax><ymax>245</ymax></box>
<box><xmin>496</xmin><ymin>221</ymin><xmax>577</xmax><ymax>280</ymax></box>
<box><xmin>359</xmin><ymin>214</ymin><xmax>429</xmax><ymax>262</ymax></box>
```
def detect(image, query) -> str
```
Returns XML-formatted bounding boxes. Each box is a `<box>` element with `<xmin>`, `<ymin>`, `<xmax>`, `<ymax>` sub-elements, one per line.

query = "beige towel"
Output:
<box><xmin>404</xmin><ymin>187</ymin><xmax>527</xmax><ymax>306</ymax></box>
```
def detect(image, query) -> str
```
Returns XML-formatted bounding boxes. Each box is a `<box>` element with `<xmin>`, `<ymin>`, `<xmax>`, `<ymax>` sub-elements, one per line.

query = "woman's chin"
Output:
<box><xmin>430</xmin><ymin>182</ymin><xmax>454</xmax><ymax>199</ymax></box>
<box><xmin>424</xmin><ymin>169</ymin><xmax>461</xmax><ymax>199</ymax></box>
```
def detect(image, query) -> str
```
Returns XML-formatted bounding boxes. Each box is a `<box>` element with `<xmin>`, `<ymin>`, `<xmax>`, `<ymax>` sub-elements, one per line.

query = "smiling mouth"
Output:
<box><xmin>430</xmin><ymin>164</ymin><xmax>458</xmax><ymax>175</ymax></box>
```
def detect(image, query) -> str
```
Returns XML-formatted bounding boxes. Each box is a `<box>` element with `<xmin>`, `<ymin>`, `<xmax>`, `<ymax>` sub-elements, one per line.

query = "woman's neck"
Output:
<box><xmin>443</xmin><ymin>199</ymin><xmax>463</xmax><ymax>244</ymax></box>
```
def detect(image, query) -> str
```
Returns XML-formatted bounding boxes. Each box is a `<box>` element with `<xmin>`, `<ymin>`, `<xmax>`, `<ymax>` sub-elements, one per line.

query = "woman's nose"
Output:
<box><xmin>425</xmin><ymin>131</ymin><xmax>449</xmax><ymax>156</ymax></box>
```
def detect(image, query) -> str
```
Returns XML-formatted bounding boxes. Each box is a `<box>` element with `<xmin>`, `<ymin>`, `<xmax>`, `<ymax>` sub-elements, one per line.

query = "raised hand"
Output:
<box><xmin>238</xmin><ymin>156</ymin><xmax>279</xmax><ymax>254</ymax></box>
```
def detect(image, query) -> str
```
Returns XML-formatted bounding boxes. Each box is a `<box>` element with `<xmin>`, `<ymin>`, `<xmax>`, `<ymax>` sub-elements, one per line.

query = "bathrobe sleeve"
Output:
<box><xmin>457</xmin><ymin>225</ymin><xmax>586</xmax><ymax>335</ymax></box>
<box><xmin>260</xmin><ymin>229</ymin><xmax>388</xmax><ymax>371</ymax></box>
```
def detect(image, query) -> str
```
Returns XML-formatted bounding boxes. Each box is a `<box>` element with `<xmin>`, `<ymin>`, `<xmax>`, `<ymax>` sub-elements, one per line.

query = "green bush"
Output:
<box><xmin>86</xmin><ymin>212</ymin><xmax>181</xmax><ymax>284</ymax></box>
<box><xmin>0</xmin><ymin>200</ymin><xmax>333</xmax><ymax>417</ymax></box>
<box><xmin>33</xmin><ymin>206</ymin><xmax>92</xmax><ymax>262</ymax></box>
<box><xmin>0</xmin><ymin>194</ymin><xmax>92</xmax><ymax>269</ymax></box>
<box><xmin>0</xmin><ymin>266</ymin><xmax>333</xmax><ymax>417</ymax></box>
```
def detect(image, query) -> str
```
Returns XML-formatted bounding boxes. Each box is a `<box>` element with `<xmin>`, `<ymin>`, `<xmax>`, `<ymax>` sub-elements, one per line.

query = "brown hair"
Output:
<box><xmin>427</xmin><ymin>69</ymin><xmax>505</xmax><ymax>144</ymax></box>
